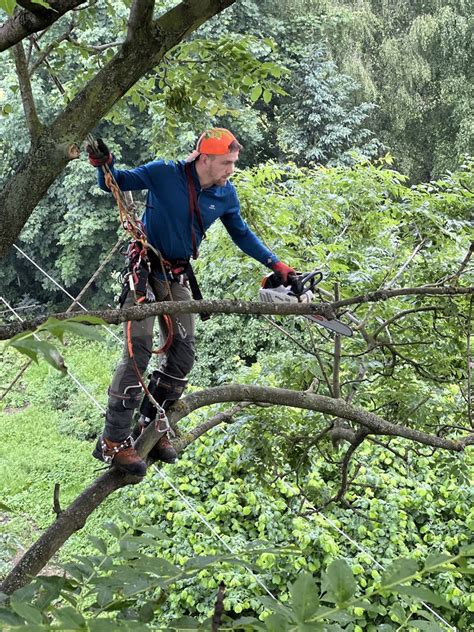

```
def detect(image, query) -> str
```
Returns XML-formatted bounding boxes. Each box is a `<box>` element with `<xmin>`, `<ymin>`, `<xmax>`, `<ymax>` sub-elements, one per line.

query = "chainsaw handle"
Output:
<box><xmin>300</xmin><ymin>270</ymin><xmax>323</xmax><ymax>291</ymax></box>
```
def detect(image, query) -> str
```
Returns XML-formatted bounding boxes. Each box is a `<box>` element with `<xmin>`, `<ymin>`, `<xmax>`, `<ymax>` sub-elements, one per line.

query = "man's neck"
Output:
<box><xmin>194</xmin><ymin>158</ymin><xmax>213</xmax><ymax>189</ymax></box>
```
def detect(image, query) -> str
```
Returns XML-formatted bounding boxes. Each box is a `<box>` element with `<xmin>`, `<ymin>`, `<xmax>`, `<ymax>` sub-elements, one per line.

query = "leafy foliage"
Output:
<box><xmin>276</xmin><ymin>50</ymin><xmax>382</xmax><ymax>166</ymax></box>
<box><xmin>0</xmin><ymin>505</ymin><xmax>472</xmax><ymax>629</ymax></box>
<box><xmin>3</xmin><ymin>315</ymin><xmax>105</xmax><ymax>373</ymax></box>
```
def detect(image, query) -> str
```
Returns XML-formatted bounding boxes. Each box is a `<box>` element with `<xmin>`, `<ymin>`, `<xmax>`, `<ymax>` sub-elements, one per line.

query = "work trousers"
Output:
<box><xmin>104</xmin><ymin>276</ymin><xmax>195</xmax><ymax>442</ymax></box>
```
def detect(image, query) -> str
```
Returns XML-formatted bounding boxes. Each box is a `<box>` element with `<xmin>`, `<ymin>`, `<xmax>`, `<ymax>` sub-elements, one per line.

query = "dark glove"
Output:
<box><xmin>271</xmin><ymin>261</ymin><xmax>296</xmax><ymax>284</ymax></box>
<box><xmin>85</xmin><ymin>138</ymin><xmax>112</xmax><ymax>167</ymax></box>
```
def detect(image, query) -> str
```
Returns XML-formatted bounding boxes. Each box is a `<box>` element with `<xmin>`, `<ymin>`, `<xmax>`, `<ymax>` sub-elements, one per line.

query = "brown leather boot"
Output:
<box><xmin>92</xmin><ymin>435</ymin><xmax>147</xmax><ymax>477</ymax></box>
<box><xmin>149</xmin><ymin>434</ymin><xmax>178</xmax><ymax>464</ymax></box>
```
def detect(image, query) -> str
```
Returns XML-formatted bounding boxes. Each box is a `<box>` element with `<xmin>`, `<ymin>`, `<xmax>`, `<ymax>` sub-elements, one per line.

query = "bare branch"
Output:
<box><xmin>333</xmin><ymin>285</ymin><xmax>474</xmax><ymax>309</ymax></box>
<box><xmin>11</xmin><ymin>41</ymin><xmax>42</xmax><ymax>139</ymax></box>
<box><xmin>0</xmin><ymin>299</ymin><xmax>336</xmax><ymax>340</ymax></box>
<box><xmin>357</xmin><ymin>239</ymin><xmax>426</xmax><ymax>329</ymax></box>
<box><xmin>435</xmin><ymin>242</ymin><xmax>474</xmax><ymax>286</ymax></box>
<box><xmin>65</xmin><ymin>34</ymin><xmax>124</xmax><ymax>54</ymax></box>
<box><xmin>372</xmin><ymin>306</ymin><xmax>438</xmax><ymax>339</ymax></box>
<box><xmin>172</xmin><ymin>402</ymin><xmax>250</xmax><ymax>452</ymax></box>
<box><xmin>29</xmin><ymin>22</ymin><xmax>76</xmax><ymax>74</ymax></box>
<box><xmin>127</xmin><ymin>0</ymin><xmax>155</xmax><ymax>41</ymax></box>
<box><xmin>320</xmin><ymin>428</ymin><xmax>369</xmax><ymax>509</ymax></box>
<box><xmin>53</xmin><ymin>483</ymin><xmax>62</xmax><ymax>517</ymax></box>
<box><xmin>0</xmin><ymin>0</ymin><xmax>88</xmax><ymax>52</ymax></box>
<box><xmin>2</xmin><ymin>382</ymin><xmax>472</xmax><ymax>595</ymax></box>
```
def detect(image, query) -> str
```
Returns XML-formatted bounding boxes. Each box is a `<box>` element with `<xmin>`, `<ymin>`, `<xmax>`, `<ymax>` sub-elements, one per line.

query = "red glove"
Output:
<box><xmin>271</xmin><ymin>261</ymin><xmax>296</xmax><ymax>284</ymax></box>
<box><xmin>85</xmin><ymin>138</ymin><xmax>113</xmax><ymax>167</ymax></box>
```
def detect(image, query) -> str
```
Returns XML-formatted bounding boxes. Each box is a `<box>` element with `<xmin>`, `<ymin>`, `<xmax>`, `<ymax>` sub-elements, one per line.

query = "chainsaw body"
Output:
<box><xmin>259</xmin><ymin>270</ymin><xmax>353</xmax><ymax>337</ymax></box>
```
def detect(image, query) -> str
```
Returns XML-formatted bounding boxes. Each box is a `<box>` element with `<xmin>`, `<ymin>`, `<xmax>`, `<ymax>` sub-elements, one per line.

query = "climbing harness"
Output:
<box><xmin>85</xmin><ymin>136</ymin><xmax>176</xmax><ymax>462</ymax></box>
<box><xmin>260</xmin><ymin>269</ymin><xmax>353</xmax><ymax>337</ymax></box>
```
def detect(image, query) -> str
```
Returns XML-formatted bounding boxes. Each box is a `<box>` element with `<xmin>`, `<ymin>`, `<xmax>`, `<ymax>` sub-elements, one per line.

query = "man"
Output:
<box><xmin>87</xmin><ymin>128</ymin><xmax>294</xmax><ymax>476</ymax></box>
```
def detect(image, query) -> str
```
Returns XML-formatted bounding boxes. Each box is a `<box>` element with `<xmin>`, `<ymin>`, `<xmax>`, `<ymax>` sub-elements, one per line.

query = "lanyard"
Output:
<box><xmin>185</xmin><ymin>162</ymin><xmax>206</xmax><ymax>259</ymax></box>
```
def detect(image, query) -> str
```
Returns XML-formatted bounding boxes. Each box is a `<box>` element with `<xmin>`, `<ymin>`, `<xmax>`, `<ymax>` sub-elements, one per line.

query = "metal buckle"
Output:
<box><xmin>154</xmin><ymin>410</ymin><xmax>170</xmax><ymax>434</ymax></box>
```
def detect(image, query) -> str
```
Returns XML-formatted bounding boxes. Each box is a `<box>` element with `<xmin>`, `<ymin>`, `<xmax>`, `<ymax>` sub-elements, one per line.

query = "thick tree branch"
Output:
<box><xmin>2</xmin><ymin>285</ymin><xmax>474</xmax><ymax>340</ymax></box>
<box><xmin>0</xmin><ymin>0</ymin><xmax>87</xmax><ymax>52</ymax></box>
<box><xmin>127</xmin><ymin>0</ymin><xmax>155</xmax><ymax>41</ymax></box>
<box><xmin>175</xmin><ymin>385</ymin><xmax>473</xmax><ymax>451</ymax></box>
<box><xmin>0</xmin><ymin>384</ymin><xmax>474</xmax><ymax>594</ymax></box>
<box><xmin>2</xmin><ymin>383</ymin><xmax>472</xmax><ymax>595</ymax></box>
<box><xmin>12</xmin><ymin>41</ymin><xmax>42</xmax><ymax>139</ymax></box>
<box><xmin>0</xmin><ymin>0</ymin><xmax>237</xmax><ymax>257</ymax></box>
<box><xmin>0</xmin><ymin>299</ymin><xmax>336</xmax><ymax>339</ymax></box>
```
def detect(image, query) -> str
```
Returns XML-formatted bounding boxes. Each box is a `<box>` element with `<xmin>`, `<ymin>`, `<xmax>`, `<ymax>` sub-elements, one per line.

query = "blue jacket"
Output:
<box><xmin>98</xmin><ymin>159</ymin><xmax>278</xmax><ymax>267</ymax></box>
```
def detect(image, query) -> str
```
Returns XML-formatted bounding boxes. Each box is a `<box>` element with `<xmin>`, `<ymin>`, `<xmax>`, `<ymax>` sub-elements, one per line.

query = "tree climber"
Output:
<box><xmin>87</xmin><ymin>128</ymin><xmax>294</xmax><ymax>476</ymax></box>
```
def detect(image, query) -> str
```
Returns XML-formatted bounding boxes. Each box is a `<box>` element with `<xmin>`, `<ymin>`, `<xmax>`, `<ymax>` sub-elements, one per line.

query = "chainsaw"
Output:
<box><xmin>259</xmin><ymin>269</ymin><xmax>353</xmax><ymax>337</ymax></box>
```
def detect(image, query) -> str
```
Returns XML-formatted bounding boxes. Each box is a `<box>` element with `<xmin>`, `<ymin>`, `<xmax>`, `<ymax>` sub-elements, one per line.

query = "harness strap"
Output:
<box><xmin>185</xmin><ymin>162</ymin><xmax>206</xmax><ymax>259</ymax></box>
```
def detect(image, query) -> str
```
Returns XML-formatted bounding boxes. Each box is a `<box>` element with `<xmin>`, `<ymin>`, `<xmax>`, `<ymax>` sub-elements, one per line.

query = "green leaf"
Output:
<box><xmin>264</xmin><ymin>612</ymin><xmax>290</xmax><ymax>631</ymax></box>
<box><xmin>325</xmin><ymin>559</ymin><xmax>357</xmax><ymax>604</ymax></box>
<box><xmin>381</xmin><ymin>558</ymin><xmax>418</xmax><ymax>588</ymax></box>
<box><xmin>35</xmin><ymin>341</ymin><xmax>67</xmax><ymax>373</ymax></box>
<box><xmin>169</xmin><ymin>615</ymin><xmax>202</xmax><ymax>630</ymax></box>
<box><xmin>103</xmin><ymin>521</ymin><xmax>122</xmax><ymax>539</ymax></box>
<box><xmin>0</xmin><ymin>0</ymin><xmax>16</xmax><ymax>16</ymax></box>
<box><xmin>409</xmin><ymin>621</ymin><xmax>444</xmax><ymax>632</ymax></box>
<box><xmin>289</xmin><ymin>572</ymin><xmax>320</xmax><ymax>622</ymax></box>
<box><xmin>250</xmin><ymin>85</ymin><xmax>263</xmax><ymax>102</ymax></box>
<box><xmin>30</xmin><ymin>0</ymin><xmax>55</xmax><ymax>10</ymax></box>
<box><xmin>423</xmin><ymin>553</ymin><xmax>453</xmax><ymax>571</ymax></box>
<box><xmin>392</xmin><ymin>585</ymin><xmax>452</xmax><ymax>609</ymax></box>
<box><xmin>9</xmin><ymin>601</ymin><xmax>44</xmax><ymax>625</ymax></box>
<box><xmin>88</xmin><ymin>535</ymin><xmax>108</xmax><ymax>554</ymax></box>
<box><xmin>0</xmin><ymin>608</ymin><xmax>25</xmax><ymax>626</ymax></box>
<box><xmin>53</xmin><ymin>606</ymin><xmax>86</xmax><ymax>629</ymax></box>
<box><xmin>6</xmin><ymin>336</ymin><xmax>40</xmax><ymax>362</ymax></box>
<box><xmin>39</xmin><ymin>316</ymin><xmax>104</xmax><ymax>342</ymax></box>
<box><xmin>0</xmin><ymin>501</ymin><xmax>14</xmax><ymax>512</ymax></box>
<box><xmin>263</xmin><ymin>89</ymin><xmax>272</xmax><ymax>104</ymax></box>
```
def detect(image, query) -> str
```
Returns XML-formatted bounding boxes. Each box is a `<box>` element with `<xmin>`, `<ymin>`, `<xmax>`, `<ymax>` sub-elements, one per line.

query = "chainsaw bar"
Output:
<box><xmin>303</xmin><ymin>314</ymin><xmax>353</xmax><ymax>337</ymax></box>
<box><xmin>259</xmin><ymin>269</ymin><xmax>353</xmax><ymax>338</ymax></box>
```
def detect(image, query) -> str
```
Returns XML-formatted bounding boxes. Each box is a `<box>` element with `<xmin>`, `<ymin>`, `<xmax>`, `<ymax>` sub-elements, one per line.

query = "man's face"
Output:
<box><xmin>201</xmin><ymin>151</ymin><xmax>239</xmax><ymax>186</ymax></box>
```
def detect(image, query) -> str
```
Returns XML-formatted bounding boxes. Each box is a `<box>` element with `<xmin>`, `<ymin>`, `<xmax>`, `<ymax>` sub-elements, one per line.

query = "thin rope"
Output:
<box><xmin>1</xmin><ymin>285</ymin><xmax>458</xmax><ymax>628</ymax></box>
<box><xmin>2</xmin><ymin>242</ymin><xmax>125</xmax><ymax>401</ymax></box>
<box><xmin>154</xmin><ymin>466</ymin><xmax>278</xmax><ymax>602</ymax></box>
<box><xmin>1</xmin><ymin>297</ymin><xmax>107</xmax><ymax>414</ymax></box>
<box><xmin>66</xmin><ymin>237</ymin><xmax>124</xmax><ymax>313</ymax></box>
<box><xmin>303</xmin><ymin>501</ymin><xmax>457</xmax><ymax>631</ymax></box>
<box><xmin>13</xmin><ymin>244</ymin><xmax>122</xmax><ymax>343</ymax></box>
<box><xmin>0</xmin><ymin>304</ymin><xmax>41</xmax><ymax>315</ymax></box>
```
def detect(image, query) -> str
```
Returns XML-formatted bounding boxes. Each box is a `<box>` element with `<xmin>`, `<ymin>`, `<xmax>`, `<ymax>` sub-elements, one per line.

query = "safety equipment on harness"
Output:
<box><xmin>132</xmin><ymin>369</ymin><xmax>185</xmax><ymax>463</ymax></box>
<box><xmin>271</xmin><ymin>261</ymin><xmax>296</xmax><ymax>283</ymax></box>
<box><xmin>86</xmin><ymin>138</ymin><xmax>113</xmax><ymax>167</ymax></box>
<box><xmin>139</xmin><ymin>369</ymin><xmax>188</xmax><ymax>422</ymax></box>
<box><xmin>147</xmin><ymin>251</ymin><xmax>210</xmax><ymax>321</ymax></box>
<box><xmin>259</xmin><ymin>270</ymin><xmax>353</xmax><ymax>337</ymax></box>
<box><xmin>118</xmin><ymin>240</ymin><xmax>153</xmax><ymax>307</ymax></box>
